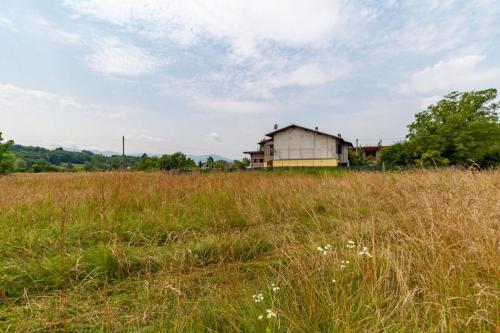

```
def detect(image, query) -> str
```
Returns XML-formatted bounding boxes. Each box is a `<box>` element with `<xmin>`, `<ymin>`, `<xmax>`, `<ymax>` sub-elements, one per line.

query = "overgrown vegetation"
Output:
<box><xmin>0</xmin><ymin>171</ymin><xmax>498</xmax><ymax>331</ymax></box>
<box><xmin>380</xmin><ymin>89</ymin><xmax>500</xmax><ymax>167</ymax></box>
<box><xmin>0</xmin><ymin>133</ymin><xmax>15</xmax><ymax>174</ymax></box>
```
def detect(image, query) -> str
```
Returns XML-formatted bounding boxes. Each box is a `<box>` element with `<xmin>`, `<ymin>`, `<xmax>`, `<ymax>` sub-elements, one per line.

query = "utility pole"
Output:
<box><xmin>122</xmin><ymin>136</ymin><xmax>125</xmax><ymax>169</ymax></box>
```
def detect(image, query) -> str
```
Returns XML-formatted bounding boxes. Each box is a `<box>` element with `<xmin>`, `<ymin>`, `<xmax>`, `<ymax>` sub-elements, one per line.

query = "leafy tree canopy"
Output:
<box><xmin>233</xmin><ymin>158</ymin><xmax>250</xmax><ymax>169</ymax></box>
<box><xmin>0</xmin><ymin>132</ymin><xmax>16</xmax><ymax>174</ymax></box>
<box><xmin>159</xmin><ymin>152</ymin><xmax>195</xmax><ymax>170</ymax></box>
<box><xmin>381</xmin><ymin>89</ymin><xmax>500</xmax><ymax>167</ymax></box>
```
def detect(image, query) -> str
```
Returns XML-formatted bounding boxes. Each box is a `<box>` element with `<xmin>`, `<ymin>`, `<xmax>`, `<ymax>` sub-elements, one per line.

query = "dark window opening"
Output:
<box><xmin>259</xmin><ymin>158</ymin><xmax>264</xmax><ymax>163</ymax></box>
<box><xmin>337</xmin><ymin>143</ymin><xmax>342</xmax><ymax>155</ymax></box>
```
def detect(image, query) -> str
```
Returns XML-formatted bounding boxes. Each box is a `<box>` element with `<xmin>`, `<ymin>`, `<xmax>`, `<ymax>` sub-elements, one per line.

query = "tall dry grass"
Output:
<box><xmin>0</xmin><ymin>170</ymin><xmax>499</xmax><ymax>332</ymax></box>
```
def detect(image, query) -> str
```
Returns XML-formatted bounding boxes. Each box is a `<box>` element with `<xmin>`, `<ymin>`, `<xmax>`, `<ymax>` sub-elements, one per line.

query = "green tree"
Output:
<box><xmin>213</xmin><ymin>159</ymin><xmax>227</xmax><ymax>170</ymax></box>
<box><xmin>83</xmin><ymin>161</ymin><xmax>94</xmax><ymax>172</ymax></box>
<box><xmin>0</xmin><ymin>132</ymin><xmax>16</xmax><ymax>173</ymax></box>
<box><xmin>14</xmin><ymin>158</ymin><xmax>28</xmax><ymax>172</ymax></box>
<box><xmin>379</xmin><ymin>142</ymin><xmax>416</xmax><ymax>166</ymax></box>
<box><xmin>159</xmin><ymin>152</ymin><xmax>195</xmax><ymax>170</ymax></box>
<box><xmin>233</xmin><ymin>158</ymin><xmax>250</xmax><ymax>169</ymax></box>
<box><xmin>409</xmin><ymin>89</ymin><xmax>499</xmax><ymax>165</ymax></box>
<box><xmin>348</xmin><ymin>149</ymin><xmax>369</xmax><ymax>167</ymax></box>
<box><xmin>381</xmin><ymin>89</ymin><xmax>500</xmax><ymax>167</ymax></box>
<box><xmin>205</xmin><ymin>156</ymin><xmax>214</xmax><ymax>169</ymax></box>
<box><xmin>133</xmin><ymin>154</ymin><xmax>160</xmax><ymax>171</ymax></box>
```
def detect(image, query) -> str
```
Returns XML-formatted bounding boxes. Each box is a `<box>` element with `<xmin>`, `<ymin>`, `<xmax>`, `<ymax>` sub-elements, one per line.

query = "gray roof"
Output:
<box><xmin>265</xmin><ymin>124</ymin><xmax>353</xmax><ymax>146</ymax></box>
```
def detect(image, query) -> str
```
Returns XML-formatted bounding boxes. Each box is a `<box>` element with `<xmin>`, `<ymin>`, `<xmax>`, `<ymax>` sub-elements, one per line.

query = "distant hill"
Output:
<box><xmin>63</xmin><ymin>148</ymin><xmax>232</xmax><ymax>162</ymax></box>
<box><xmin>53</xmin><ymin>147</ymin><xmax>232</xmax><ymax>162</ymax></box>
<box><xmin>10</xmin><ymin>144</ymin><xmax>140</xmax><ymax>172</ymax></box>
<box><xmin>9</xmin><ymin>143</ymin><xmax>233</xmax><ymax>172</ymax></box>
<box><xmin>188</xmin><ymin>154</ymin><xmax>232</xmax><ymax>163</ymax></box>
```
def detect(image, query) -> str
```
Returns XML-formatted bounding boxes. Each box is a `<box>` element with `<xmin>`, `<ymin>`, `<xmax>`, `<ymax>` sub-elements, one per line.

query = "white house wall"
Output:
<box><xmin>273</xmin><ymin>127</ymin><xmax>348</xmax><ymax>162</ymax></box>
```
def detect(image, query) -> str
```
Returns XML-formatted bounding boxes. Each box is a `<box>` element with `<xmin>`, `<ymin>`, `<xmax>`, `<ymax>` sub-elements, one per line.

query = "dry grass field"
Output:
<box><xmin>0</xmin><ymin>170</ymin><xmax>499</xmax><ymax>332</ymax></box>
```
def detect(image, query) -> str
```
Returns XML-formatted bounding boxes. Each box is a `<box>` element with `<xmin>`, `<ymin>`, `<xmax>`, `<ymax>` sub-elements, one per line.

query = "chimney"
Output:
<box><xmin>315</xmin><ymin>126</ymin><xmax>318</xmax><ymax>131</ymax></box>
<box><xmin>274</xmin><ymin>123</ymin><xmax>278</xmax><ymax>130</ymax></box>
<box><xmin>338</xmin><ymin>133</ymin><xmax>342</xmax><ymax>138</ymax></box>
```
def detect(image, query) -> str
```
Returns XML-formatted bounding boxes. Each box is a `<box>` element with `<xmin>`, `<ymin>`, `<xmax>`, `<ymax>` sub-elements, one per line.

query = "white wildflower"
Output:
<box><xmin>317</xmin><ymin>244</ymin><xmax>332</xmax><ymax>256</ymax></box>
<box><xmin>266</xmin><ymin>309</ymin><xmax>277</xmax><ymax>319</ymax></box>
<box><xmin>332</xmin><ymin>279</ymin><xmax>336</xmax><ymax>283</ymax></box>
<box><xmin>346</xmin><ymin>240</ymin><xmax>356</xmax><ymax>249</ymax></box>
<box><xmin>270</xmin><ymin>283</ymin><xmax>280</xmax><ymax>293</ymax></box>
<box><xmin>358</xmin><ymin>247</ymin><xmax>373</xmax><ymax>257</ymax></box>
<box><xmin>258</xmin><ymin>315</ymin><xmax>264</xmax><ymax>320</ymax></box>
<box><xmin>340</xmin><ymin>260</ymin><xmax>350</xmax><ymax>269</ymax></box>
<box><xmin>252</xmin><ymin>293</ymin><xmax>264</xmax><ymax>303</ymax></box>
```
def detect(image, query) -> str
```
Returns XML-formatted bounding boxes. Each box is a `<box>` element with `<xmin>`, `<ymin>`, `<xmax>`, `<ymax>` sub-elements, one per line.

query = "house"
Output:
<box><xmin>244</xmin><ymin>124</ymin><xmax>353</xmax><ymax>168</ymax></box>
<box><xmin>349</xmin><ymin>145</ymin><xmax>388</xmax><ymax>162</ymax></box>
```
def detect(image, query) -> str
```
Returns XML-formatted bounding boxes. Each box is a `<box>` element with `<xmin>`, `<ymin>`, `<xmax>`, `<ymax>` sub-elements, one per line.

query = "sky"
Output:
<box><xmin>1</xmin><ymin>0</ymin><xmax>500</xmax><ymax>158</ymax></box>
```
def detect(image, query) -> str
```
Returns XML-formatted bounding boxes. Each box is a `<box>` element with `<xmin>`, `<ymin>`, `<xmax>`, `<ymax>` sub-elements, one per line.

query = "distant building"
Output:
<box><xmin>349</xmin><ymin>145</ymin><xmax>389</xmax><ymax>161</ymax></box>
<box><xmin>244</xmin><ymin>124</ymin><xmax>353</xmax><ymax>168</ymax></box>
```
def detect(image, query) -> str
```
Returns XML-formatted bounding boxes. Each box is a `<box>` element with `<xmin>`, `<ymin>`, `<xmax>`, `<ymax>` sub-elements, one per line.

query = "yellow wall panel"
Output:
<box><xmin>272</xmin><ymin>159</ymin><xmax>338</xmax><ymax>167</ymax></box>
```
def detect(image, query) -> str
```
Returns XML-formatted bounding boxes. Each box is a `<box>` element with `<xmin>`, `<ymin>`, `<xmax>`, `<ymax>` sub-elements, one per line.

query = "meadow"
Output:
<box><xmin>0</xmin><ymin>170</ymin><xmax>499</xmax><ymax>332</ymax></box>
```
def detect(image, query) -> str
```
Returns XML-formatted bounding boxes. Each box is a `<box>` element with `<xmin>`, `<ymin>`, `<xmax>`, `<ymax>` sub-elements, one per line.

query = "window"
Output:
<box><xmin>270</xmin><ymin>144</ymin><xmax>274</xmax><ymax>155</ymax></box>
<box><xmin>259</xmin><ymin>158</ymin><xmax>264</xmax><ymax>163</ymax></box>
<box><xmin>337</xmin><ymin>143</ymin><xmax>342</xmax><ymax>155</ymax></box>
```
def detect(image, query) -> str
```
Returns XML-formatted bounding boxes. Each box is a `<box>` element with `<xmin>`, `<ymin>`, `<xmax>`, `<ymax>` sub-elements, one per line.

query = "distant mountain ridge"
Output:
<box><xmin>57</xmin><ymin>146</ymin><xmax>232</xmax><ymax>162</ymax></box>
<box><xmin>187</xmin><ymin>154</ymin><xmax>232</xmax><ymax>163</ymax></box>
<box><xmin>14</xmin><ymin>143</ymin><xmax>232</xmax><ymax>162</ymax></box>
<box><xmin>91</xmin><ymin>151</ymin><xmax>232</xmax><ymax>163</ymax></box>
<box><xmin>10</xmin><ymin>143</ymin><xmax>234</xmax><ymax>172</ymax></box>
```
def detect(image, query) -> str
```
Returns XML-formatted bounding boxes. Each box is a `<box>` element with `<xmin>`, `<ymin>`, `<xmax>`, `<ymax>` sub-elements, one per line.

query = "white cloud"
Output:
<box><xmin>63</xmin><ymin>1</ymin><xmax>500</xmax><ymax>59</ymax></box>
<box><xmin>195</xmin><ymin>98</ymin><xmax>277</xmax><ymax>115</ymax></box>
<box><xmin>0</xmin><ymin>83</ymin><xmax>141</xmax><ymax>118</ymax></box>
<box><xmin>137</xmin><ymin>134</ymin><xmax>165</xmax><ymax>142</ymax></box>
<box><xmin>59</xmin><ymin>140</ymin><xmax>79</xmax><ymax>149</ymax></box>
<box><xmin>272</xmin><ymin>63</ymin><xmax>344</xmax><ymax>87</ymax></box>
<box><xmin>419</xmin><ymin>95</ymin><xmax>443</xmax><ymax>109</ymax></box>
<box><xmin>208</xmin><ymin>132</ymin><xmax>221</xmax><ymax>143</ymax></box>
<box><xmin>0</xmin><ymin>15</ymin><xmax>17</xmax><ymax>32</ymax></box>
<box><xmin>64</xmin><ymin>0</ymin><xmax>362</xmax><ymax>96</ymax></box>
<box><xmin>241</xmin><ymin>60</ymin><xmax>351</xmax><ymax>98</ymax></box>
<box><xmin>0</xmin><ymin>83</ymin><xmax>82</xmax><ymax>109</ymax></box>
<box><xmin>34</xmin><ymin>17</ymin><xmax>80</xmax><ymax>44</ymax></box>
<box><xmin>64</xmin><ymin>0</ymin><xmax>353</xmax><ymax>56</ymax></box>
<box><xmin>93</xmin><ymin>105</ymin><xmax>143</xmax><ymax>119</ymax></box>
<box><xmin>63</xmin><ymin>0</ymin><xmax>500</xmax><ymax>103</ymax></box>
<box><xmin>0</xmin><ymin>83</ymin><xmax>156</xmax><ymax>151</ymax></box>
<box><xmin>86</xmin><ymin>36</ymin><xmax>166</xmax><ymax>76</ymax></box>
<box><xmin>400</xmin><ymin>55</ymin><xmax>500</xmax><ymax>94</ymax></box>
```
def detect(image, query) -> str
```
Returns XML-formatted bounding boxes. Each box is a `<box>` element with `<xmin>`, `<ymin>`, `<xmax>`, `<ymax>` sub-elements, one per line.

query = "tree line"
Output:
<box><xmin>0</xmin><ymin>140</ymin><xmax>249</xmax><ymax>173</ymax></box>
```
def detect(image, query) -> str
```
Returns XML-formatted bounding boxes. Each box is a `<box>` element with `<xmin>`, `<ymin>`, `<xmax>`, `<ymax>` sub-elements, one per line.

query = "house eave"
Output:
<box><xmin>265</xmin><ymin>124</ymin><xmax>353</xmax><ymax>146</ymax></box>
